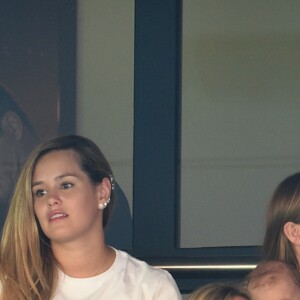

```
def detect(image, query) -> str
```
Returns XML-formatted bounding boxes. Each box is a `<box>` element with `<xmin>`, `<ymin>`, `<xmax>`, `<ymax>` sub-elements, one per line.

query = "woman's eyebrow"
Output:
<box><xmin>32</xmin><ymin>181</ymin><xmax>43</xmax><ymax>188</ymax></box>
<box><xmin>32</xmin><ymin>173</ymin><xmax>79</xmax><ymax>188</ymax></box>
<box><xmin>56</xmin><ymin>172</ymin><xmax>78</xmax><ymax>179</ymax></box>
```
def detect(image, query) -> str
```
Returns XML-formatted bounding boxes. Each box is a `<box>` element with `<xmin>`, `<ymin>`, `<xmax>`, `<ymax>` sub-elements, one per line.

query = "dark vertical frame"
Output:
<box><xmin>133</xmin><ymin>0</ymin><xmax>260</xmax><ymax>293</ymax></box>
<box><xmin>133</xmin><ymin>0</ymin><xmax>182</xmax><ymax>258</ymax></box>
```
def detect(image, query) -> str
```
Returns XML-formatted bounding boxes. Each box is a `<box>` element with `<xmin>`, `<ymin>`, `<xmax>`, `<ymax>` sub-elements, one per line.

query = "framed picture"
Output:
<box><xmin>0</xmin><ymin>0</ymin><xmax>76</xmax><ymax>140</ymax></box>
<box><xmin>0</xmin><ymin>0</ymin><xmax>76</xmax><ymax>228</ymax></box>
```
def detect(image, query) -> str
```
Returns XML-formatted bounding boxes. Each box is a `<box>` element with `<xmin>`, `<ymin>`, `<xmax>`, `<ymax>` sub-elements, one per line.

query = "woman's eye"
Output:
<box><xmin>34</xmin><ymin>189</ymin><xmax>47</xmax><ymax>197</ymax></box>
<box><xmin>62</xmin><ymin>182</ymin><xmax>73</xmax><ymax>189</ymax></box>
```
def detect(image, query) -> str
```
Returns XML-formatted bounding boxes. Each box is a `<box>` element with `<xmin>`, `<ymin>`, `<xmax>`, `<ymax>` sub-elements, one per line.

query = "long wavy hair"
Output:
<box><xmin>0</xmin><ymin>135</ymin><xmax>115</xmax><ymax>299</ymax></box>
<box><xmin>263</xmin><ymin>172</ymin><xmax>300</xmax><ymax>270</ymax></box>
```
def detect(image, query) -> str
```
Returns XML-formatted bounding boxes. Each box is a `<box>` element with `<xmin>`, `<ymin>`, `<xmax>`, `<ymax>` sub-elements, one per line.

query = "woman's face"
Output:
<box><xmin>32</xmin><ymin>150</ymin><xmax>108</xmax><ymax>244</ymax></box>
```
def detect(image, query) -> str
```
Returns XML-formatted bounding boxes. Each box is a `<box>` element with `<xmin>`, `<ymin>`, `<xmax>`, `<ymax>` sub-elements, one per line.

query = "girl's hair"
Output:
<box><xmin>262</xmin><ymin>172</ymin><xmax>300</xmax><ymax>270</ymax></box>
<box><xmin>0</xmin><ymin>135</ymin><xmax>115</xmax><ymax>300</ymax></box>
<box><xmin>187</xmin><ymin>282</ymin><xmax>251</xmax><ymax>300</ymax></box>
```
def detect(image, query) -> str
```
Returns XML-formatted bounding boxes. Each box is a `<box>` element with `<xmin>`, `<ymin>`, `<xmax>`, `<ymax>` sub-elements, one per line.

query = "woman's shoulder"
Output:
<box><xmin>115</xmin><ymin>249</ymin><xmax>181</xmax><ymax>298</ymax></box>
<box><xmin>116</xmin><ymin>249</ymin><xmax>166</xmax><ymax>275</ymax></box>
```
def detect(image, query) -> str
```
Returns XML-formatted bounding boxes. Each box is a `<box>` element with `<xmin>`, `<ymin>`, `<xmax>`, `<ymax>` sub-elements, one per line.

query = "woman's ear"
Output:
<box><xmin>97</xmin><ymin>177</ymin><xmax>111</xmax><ymax>203</ymax></box>
<box><xmin>284</xmin><ymin>222</ymin><xmax>300</xmax><ymax>246</ymax></box>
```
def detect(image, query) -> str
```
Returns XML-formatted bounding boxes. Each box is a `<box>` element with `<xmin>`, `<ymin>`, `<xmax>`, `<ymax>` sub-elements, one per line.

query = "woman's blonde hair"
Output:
<box><xmin>263</xmin><ymin>172</ymin><xmax>300</xmax><ymax>270</ymax></box>
<box><xmin>187</xmin><ymin>282</ymin><xmax>251</xmax><ymax>300</ymax></box>
<box><xmin>0</xmin><ymin>135</ymin><xmax>115</xmax><ymax>299</ymax></box>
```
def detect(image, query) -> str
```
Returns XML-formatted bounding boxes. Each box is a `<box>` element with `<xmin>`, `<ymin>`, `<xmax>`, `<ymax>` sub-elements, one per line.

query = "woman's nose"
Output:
<box><xmin>47</xmin><ymin>192</ymin><xmax>61</xmax><ymax>207</ymax></box>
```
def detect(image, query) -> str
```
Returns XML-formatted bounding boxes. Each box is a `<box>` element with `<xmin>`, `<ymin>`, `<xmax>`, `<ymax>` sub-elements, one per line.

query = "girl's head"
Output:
<box><xmin>263</xmin><ymin>172</ymin><xmax>300</xmax><ymax>268</ymax></box>
<box><xmin>246</xmin><ymin>260</ymin><xmax>300</xmax><ymax>300</ymax></box>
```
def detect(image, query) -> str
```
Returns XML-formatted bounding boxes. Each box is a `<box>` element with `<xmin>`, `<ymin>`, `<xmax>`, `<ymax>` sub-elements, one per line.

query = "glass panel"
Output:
<box><xmin>77</xmin><ymin>1</ymin><xmax>134</xmax><ymax>250</ymax></box>
<box><xmin>181</xmin><ymin>0</ymin><xmax>300</xmax><ymax>247</ymax></box>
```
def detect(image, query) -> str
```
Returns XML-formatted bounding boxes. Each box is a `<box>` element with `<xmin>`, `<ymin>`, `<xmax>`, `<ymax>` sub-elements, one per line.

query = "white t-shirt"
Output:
<box><xmin>54</xmin><ymin>249</ymin><xmax>182</xmax><ymax>300</ymax></box>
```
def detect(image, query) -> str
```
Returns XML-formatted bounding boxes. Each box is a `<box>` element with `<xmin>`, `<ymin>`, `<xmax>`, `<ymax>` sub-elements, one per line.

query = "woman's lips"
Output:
<box><xmin>48</xmin><ymin>211</ymin><xmax>68</xmax><ymax>222</ymax></box>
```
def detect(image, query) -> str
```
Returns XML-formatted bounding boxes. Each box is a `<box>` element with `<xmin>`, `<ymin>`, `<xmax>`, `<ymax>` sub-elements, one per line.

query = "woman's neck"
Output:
<box><xmin>51</xmin><ymin>235</ymin><xmax>116</xmax><ymax>278</ymax></box>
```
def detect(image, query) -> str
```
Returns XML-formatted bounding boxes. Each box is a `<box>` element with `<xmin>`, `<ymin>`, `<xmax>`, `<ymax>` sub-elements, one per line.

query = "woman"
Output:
<box><xmin>262</xmin><ymin>172</ymin><xmax>300</xmax><ymax>270</ymax></box>
<box><xmin>0</xmin><ymin>135</ymin><xmax>181</xmax><ymax>299</ymax></box>
<box><xmin>187</xmin><ymin>282</ymin><xmax>251</xmax><ymax>300</ymax></box>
